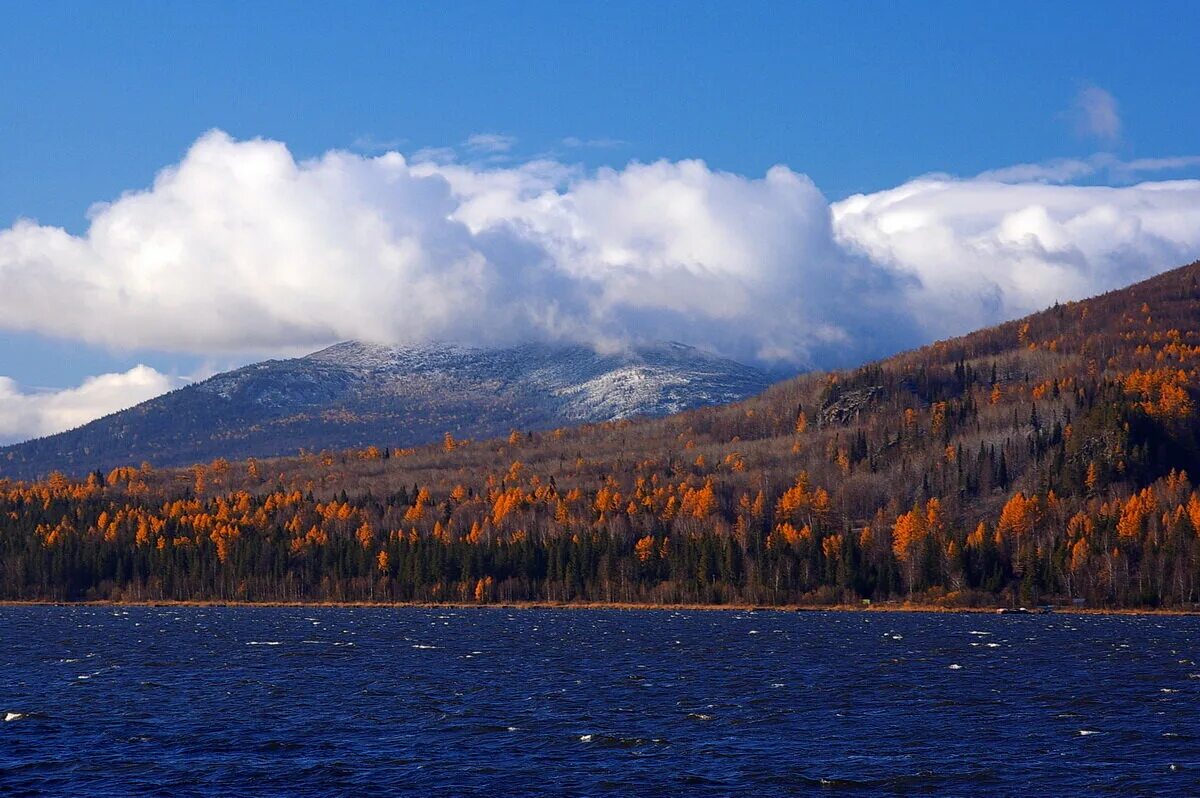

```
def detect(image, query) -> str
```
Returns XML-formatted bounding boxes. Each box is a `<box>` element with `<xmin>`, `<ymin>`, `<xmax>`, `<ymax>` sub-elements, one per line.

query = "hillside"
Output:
<box><xmin>3</xmin><ymin>260</ymin><xmax>1200</xmax><ymax>608</ymax></box>
<box><xmin>0</xmin><ymin>340</ymin><xmax>773</xmax><ymax>479</ymax></box>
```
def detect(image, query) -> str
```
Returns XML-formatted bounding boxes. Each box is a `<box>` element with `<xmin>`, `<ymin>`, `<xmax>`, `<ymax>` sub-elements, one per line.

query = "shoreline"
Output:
<box><xmin>0</xmin><ymin>599</ymin><xmax>1196</xmax><ymax>616</ymax></box>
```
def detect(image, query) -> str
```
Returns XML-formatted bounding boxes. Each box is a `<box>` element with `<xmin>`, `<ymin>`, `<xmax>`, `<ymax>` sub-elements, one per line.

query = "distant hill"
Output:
<box><xmin>0</xmin><ymin>341</ymin><xmax>774</xmax><ymax>479</ymax></box>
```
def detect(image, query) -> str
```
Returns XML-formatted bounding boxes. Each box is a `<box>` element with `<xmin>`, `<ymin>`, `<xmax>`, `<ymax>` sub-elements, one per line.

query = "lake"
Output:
<box><xmin>2</xmin><ymin>607</ymin><xmax>1198</xmax><ymax>795</ymax></box>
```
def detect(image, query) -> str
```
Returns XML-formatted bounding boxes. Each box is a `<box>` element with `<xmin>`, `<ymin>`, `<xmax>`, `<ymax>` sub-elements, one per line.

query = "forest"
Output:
<box><xmin>3</xmin><ymin>261</ymin><xmax>1200</xmax><ymax>608</ymax></box>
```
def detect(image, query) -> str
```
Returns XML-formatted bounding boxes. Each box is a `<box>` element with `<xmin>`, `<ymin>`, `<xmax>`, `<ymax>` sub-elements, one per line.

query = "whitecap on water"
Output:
<box><xmin>412</xmin><ymin>644</ymin><xmax>438</xmax><ymax>650</ymax></box>
<box><xmin>1079</xmin><ymin>729</ymin><xmax>1100</xmax><ymax>736</ymax></box>
<box><xmin>580</xmin><ymin>734</ymin><xmax>593</xmax><ymax>742</ymax></box>
<box><xmin>247</xmin><ymin>641</ymin><xmax>281</xmax><ymax>646</ymax></box>
<box><xmin>948</xmin><ymin>664</ymin><xmax>963</xmax><ymax>670</ymax></box>
<box><xmin>4</xmin><ymin>712</ymin><xmax>25</xmax><ymax>722</ymax></box>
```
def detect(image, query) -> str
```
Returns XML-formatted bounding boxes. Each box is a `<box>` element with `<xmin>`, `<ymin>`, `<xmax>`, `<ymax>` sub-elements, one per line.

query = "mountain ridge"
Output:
<box><xmin>0</xmin><ymin>339</ymin><xmax>775</xmax><ymax>479</ymax></box>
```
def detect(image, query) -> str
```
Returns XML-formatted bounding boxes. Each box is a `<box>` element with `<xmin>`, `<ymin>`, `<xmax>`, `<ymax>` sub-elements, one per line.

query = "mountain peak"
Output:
<box><xmin>0</xmin><ymin>339</ymin><xmax>775</xmax><ymax>479</ymax></box>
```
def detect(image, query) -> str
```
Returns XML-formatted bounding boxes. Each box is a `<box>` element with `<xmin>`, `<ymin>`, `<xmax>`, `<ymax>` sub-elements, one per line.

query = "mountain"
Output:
<box><xmin>4</xmin><ymin>260</ymin><xmax>1200</xmax><ymax>608</ymax></box>
<box><xmin>0</xmin><ymin>340</ymin><xmax>774</xmax><ymax>479</ymax></box>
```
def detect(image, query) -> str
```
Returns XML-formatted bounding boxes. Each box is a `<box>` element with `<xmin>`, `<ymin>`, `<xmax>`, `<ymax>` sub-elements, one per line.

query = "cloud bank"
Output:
<box><xmin>1</xmin><ymin>129</ymin><xmax>1199</xmax><ymax>441</ymax></box>
<box><xmin>0</xmin><ymin>366</ymin><xmax>178</xmax><ymax>445</ymax></box>
<box><xmin>0</xmin><ymin>131</ymin><xmax>915</xmax><ymax>366</ymax></box>
<box><xmin>833</xmin><ymin>177</ymin><xmax>1200</xmax><ymax>339</ymax></box>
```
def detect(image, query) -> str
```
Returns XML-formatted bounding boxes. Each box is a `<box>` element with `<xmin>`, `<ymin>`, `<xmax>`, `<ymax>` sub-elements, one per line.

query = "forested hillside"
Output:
<box><xmin>3</xmin><ymin>261</ymin><xmax>1200</xmax><ymax>608</ymax></box>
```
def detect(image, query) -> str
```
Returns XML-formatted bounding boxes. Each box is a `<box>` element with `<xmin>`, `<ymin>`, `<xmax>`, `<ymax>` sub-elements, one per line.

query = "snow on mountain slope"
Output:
<box><xmin>0</xmin><ymin>340</ymin><xmax>777</xmax><ymax>478</ymax></box>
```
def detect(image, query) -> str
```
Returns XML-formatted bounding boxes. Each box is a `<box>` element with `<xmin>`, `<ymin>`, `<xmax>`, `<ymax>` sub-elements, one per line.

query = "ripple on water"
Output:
<box><xmin>1</xmin><ymin>606</ymin><xmax>1198</xmax><ymax>795</ymax></box>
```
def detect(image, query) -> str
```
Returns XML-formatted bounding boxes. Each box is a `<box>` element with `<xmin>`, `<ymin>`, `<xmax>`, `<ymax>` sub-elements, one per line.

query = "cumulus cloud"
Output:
<box><xmin>0</xmin><ymin>366</ymin><xmax>179</xmax><ymax>444</ymax></box>
<box><xmin>832</xmin><ymin>177</ymin><xmax>1200</xmax><ymax>338</ymax></box>
<box><xmin>1069</xmin><ymin>85</ymin><xmax>1121</xmax><ymax>142</ymax></box>
<box><xmin>0</xmin><ymin>130</ymin><xmax>910</xmax><ymax>367</ymax></box>
<box><xmin>0</xmin><ymin>129</ymin><xmax>1199</xmax><ymax>398</ymax></box>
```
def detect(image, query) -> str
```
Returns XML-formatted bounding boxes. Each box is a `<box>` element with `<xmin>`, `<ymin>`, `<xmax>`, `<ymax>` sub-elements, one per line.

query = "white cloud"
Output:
<box><xmin>464</xmin><ymin>133</ymin><xmax>517</xmax><ymax>154</ymax></box>
<box><xmin>1121</xmin><ymin>155</ymin><xmax>1200</xmax><ymax>175</ymax></box>
<box><xmin>0</xmin><ymin>131</ymin><xmax>904</xmax><ymax>367</ymax></box>
<box><xmin>976</xmin><ymin>154</ymin><xmax>1200</xmax><ymax>184</ymax></box>
<box><xmin>562</xmin><ymin>136</ymin><xmax>627</xmax><ymax>149</ymax></box>
<box><xmin>832</xmin><ymin>177</ymin><xmax>1200</xmax><ymax>338</ymax></box>
<box><xmin>0</xmin><ymin>128</ymin><xmax>1198</xmax><ymax>425</ymax></box>
<box><xmin>1069</xmin><ymin>85</ymin><xmax>1121</xmax><ymax>142</ymax></box>
<box><xmin>0</xmin><ymin>366</ymin><xmax>179</xmax><ymax>444</ymax></box>
<box><xmin>409</xmin><ymin>145</ymin><xmax>458</xmax><ymax>165</ymax></box>
<box><xmin>976</xmin><ymin>158</ymin><xmax>1101</xmax><ymax>184</ymax></box>
<box><xmin>350</xmin><ymin>134</ymin><xmax>407</xmax><ymax>154</ymax></box>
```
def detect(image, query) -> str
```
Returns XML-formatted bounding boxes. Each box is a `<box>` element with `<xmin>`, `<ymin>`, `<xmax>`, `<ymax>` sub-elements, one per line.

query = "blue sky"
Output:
<box><xmin>1</xmin><ymin>1</ymin><xmax>1199</xmax><ymax>441</ymax></box>
<box><xmin>6</xmin><ymin>1</ymin><xmax>1200</xmax><ymax>228</ymax></box>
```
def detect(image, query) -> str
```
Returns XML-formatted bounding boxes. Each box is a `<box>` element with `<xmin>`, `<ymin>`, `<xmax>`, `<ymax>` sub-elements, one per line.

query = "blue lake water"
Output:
<box><xmin>2</xmin><ymin>607</ymin><xmax>1198</xmax><ymax>796</ymax></box>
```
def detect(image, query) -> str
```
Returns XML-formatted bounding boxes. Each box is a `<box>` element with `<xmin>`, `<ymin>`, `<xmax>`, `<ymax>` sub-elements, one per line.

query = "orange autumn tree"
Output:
<box><xmin>892</xmin><ymin>499</ymin><xmax>941</xmax><ymax>593</ymax></box>
<box><xmin>995</xmin><ymin>492</ymin><xmax>1039</xmax><ymax>548</ymax></box>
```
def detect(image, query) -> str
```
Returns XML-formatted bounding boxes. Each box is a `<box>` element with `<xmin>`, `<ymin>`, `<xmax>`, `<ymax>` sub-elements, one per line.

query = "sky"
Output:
<box><xmin>1</xmin><ymin>1</ymin><xmax>1200</xmax><ymax>443</ymax></box>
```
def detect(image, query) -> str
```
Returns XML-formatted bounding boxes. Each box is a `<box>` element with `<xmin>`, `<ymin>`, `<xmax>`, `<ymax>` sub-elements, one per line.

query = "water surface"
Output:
<box><xmin>2</xmin><ymin>607</ymin><xmax>1198</xmax><ymax>795</ymax></box>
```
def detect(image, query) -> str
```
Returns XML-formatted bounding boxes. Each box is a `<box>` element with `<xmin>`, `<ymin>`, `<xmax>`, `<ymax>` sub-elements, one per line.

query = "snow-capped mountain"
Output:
<box><xmin>0</xmin><ymin>340</ymin><xmax>776</xmax><ymax>478</ymax></box>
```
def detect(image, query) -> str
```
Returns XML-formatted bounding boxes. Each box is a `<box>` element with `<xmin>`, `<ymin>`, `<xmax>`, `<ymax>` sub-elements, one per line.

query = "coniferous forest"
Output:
<box><xmin>4</xmin><ymin>262</ymin><xmax>1200</xmax><ymax>609</ymax></box>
